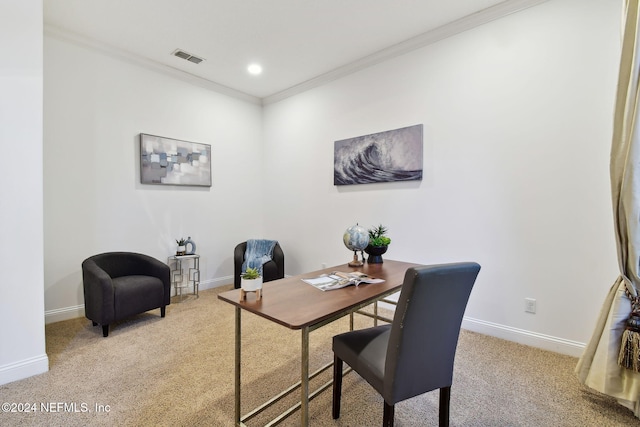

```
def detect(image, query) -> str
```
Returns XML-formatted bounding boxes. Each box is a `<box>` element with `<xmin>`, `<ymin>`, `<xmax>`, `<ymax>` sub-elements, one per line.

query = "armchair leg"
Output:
<box><xmin>383</xmin><ymin>402</ymin><xmax>395</xmax><ymax>427</ymax></box>
<box><xmin>161</xmin><ymin>306</ymin><xmax>166</xmax><ymax>317</ymax></box>
<box><xmin>102</xmin><ymin>325</ymin><xmax>109</xmax><ymax>337</ymax></box>
<box><xmin>439</xmin><ymin>386</ymin><xmax>450</xmax><ymax>427</ymax></box>
<box><xmin>332</xmin><ymin>355</ymin><xmax>343</xmax><ymax>419</ymax></box>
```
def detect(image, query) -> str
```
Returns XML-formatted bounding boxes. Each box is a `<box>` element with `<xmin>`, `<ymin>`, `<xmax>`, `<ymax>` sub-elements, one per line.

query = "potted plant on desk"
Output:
<box><xmin>365</xmin><ymin>224</ymin><xmax>391</xmax><ymax>264</ymax></box>
<box><xmin>240</xmin><ymin>267</ymin><xmax>263</xmax><ymax>300</ymax></box>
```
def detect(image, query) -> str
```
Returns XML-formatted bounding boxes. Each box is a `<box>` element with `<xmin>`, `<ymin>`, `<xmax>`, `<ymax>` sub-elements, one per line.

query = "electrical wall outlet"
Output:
<box><xmin>525</xmin><ymin>298</ymin><xmax>536</xmax><ymax>314</ymax></box>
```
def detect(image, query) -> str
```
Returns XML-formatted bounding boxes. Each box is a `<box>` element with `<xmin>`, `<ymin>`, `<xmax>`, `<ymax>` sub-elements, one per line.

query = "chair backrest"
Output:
<box><xmin>85</xmin><ymin>251</ymin><xmax>155</xmax><ymax>278</ymax></box>
<box><xmin>383</xmin><ymin>262</ymin><xmax>480</xmax><ymax>404</ymax></box>
<box><xmin>233</xmin><ymin>241</ymin><xmax>285</xmax><ymax>288</ymax></box>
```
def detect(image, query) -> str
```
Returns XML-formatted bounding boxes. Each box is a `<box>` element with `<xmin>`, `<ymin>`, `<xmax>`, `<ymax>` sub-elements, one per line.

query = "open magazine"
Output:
<box><xmin>302</xmin><ymin>271</ymin><xmax>385</xmax><ymax>291</ymax></box>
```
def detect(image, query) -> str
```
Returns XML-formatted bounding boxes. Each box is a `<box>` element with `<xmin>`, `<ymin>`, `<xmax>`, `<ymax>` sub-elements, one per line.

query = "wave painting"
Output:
<box><xmin>334</xmin><ymin>124</ymin><xmax>423</xmax><ymax>185</ymax></box>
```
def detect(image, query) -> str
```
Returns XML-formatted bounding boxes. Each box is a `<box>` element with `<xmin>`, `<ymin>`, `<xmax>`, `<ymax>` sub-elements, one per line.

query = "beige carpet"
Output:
<box><xmin>1</xmin><ymin>285</ymin><xmax>639</xmax><ymax>426</ymax></box>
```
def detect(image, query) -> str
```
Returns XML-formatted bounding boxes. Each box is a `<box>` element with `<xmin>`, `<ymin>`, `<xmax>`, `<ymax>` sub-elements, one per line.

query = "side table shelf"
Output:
<box><xmin>168</xmin><ymin>254</ymin><xmax>200</xmax><ymax>301</ymax></box>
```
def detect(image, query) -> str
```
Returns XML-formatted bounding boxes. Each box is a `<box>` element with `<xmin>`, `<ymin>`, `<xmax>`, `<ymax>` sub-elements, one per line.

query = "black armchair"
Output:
<box><xmin>82</xmin><ymin>252</ymin><xmax>171</xmax><ymax>337</ymax></box>
<box><xmin>233</xmin><ymin>241</ymin><xmax>284</xmax><ymax>289</ymax></box>
<box><xmin>332</xmin><ymin>262</ymin><xmax>480</xmax><ymax>427</ymax></box>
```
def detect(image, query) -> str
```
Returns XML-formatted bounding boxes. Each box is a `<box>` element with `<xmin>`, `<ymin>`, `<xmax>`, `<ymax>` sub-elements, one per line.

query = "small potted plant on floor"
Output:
<box><xmin>365</xmin><ymin>224</ymin><xmax>391</xmax><ymax>264</ymax></box>
<box><xmin>176</xmin><ymin>238</ymin><xmax>186</xmax><ymax>256</ymax></box>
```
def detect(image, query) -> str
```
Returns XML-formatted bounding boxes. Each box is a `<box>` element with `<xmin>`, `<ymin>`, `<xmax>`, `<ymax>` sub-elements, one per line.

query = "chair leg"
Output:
<box><xmin>102</xmin><ymin>325</ymin><xmax>109</xmax><ymax>337</ymax></box>
<box><xmin>439</xmin><ymin>386</ymin><xmax>450</xmax><ymax>427</ymax></box>
<box><xmin>161</xmin><ymin>306</ymin><xmax>166</xmax><ymax>317</ymax></box>
<box><xmin>332</xmin><ymin>355</ymin><xmax>343</xmax><ymax>419</ymax></box>
<box><xmin>383</xmin><ymin>401</ymin><xmax>395</xmax><ymax>427</ymax></box>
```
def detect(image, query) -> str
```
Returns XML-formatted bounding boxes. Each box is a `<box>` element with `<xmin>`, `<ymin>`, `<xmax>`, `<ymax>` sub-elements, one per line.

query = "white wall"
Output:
<box><xmin>35</xmin><ymin>0</ymin><xmax>621</xmax><ymax>363</ymax></box>
<box><xmin>262</xmin><ymin>0</ymin><xmax>621</xmax><ymax>355</ymax></box>
<box><xmin>43</xmin><ymin>35</ymin><xmax>265</xmax><ymax>322</ymax></box>
<box><xmin>0</xmin><ymin>1</ymin><xmax>49</xmax><ymax>384</ymax></box>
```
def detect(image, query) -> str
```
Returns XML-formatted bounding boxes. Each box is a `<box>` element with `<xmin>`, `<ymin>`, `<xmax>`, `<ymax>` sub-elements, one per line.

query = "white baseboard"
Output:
<box><xmin>44</xmin><ymin>279</ymin><xmax>585</xmax><ymax>358</ymax></box>
<box><xmin>377</xmin><ymin>293</ymin><xmax>585</xmax><ymax>358</ymax></box>
<box><xmin>44</xmin><ymin>277</ymin><xmax>234</xmax><ymax>324</ymax></box>
<box><xmin>199</xmin><ymin>276</ymin><xmax>233</xmax><ymax>290</ymax></box>
<box><xmin>462</xmin><ymin>316</ymin><xmax>585</xmax><ymax>358</ymax></box>
<box><xmin>45</xmin><ymin>304</ymin><xmax>85</xmax><ymax>324</ymax></box>
<box><xmin>0</xmin><ymin>354</ymin><xmax>49</xmax><ymax>386</ymax></box>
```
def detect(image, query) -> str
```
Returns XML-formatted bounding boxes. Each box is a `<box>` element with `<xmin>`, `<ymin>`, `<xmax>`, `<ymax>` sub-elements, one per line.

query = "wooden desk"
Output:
<box><xmin>218</xmin><ymin>259</ymin><xmax>421</xmax><ymax>426</ymax></box>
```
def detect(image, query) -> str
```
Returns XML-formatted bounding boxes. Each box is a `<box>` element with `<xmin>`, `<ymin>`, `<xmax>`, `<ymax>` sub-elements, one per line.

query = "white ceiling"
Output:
<box><xmin>43</xmin><ymin>0</ymin><xmax>543</xmax><ymax>102</ymax></box>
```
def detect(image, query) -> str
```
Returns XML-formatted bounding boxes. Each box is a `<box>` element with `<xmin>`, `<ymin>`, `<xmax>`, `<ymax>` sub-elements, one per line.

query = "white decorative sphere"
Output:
<box><xmin>343</xmin><ymin>224</ymin><xmax>370</xmax><ymax>251</ymax></box>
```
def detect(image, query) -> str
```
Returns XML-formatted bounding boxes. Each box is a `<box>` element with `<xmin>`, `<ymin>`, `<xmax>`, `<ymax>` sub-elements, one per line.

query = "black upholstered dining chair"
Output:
<box><xmin>332</xmin><ymin>262</ymin><xmax>481</xmax><ymax>427</ymax></box>
<box><xmin>233</xmin><ymin>241</ymin><xmax>284</xmax><ymax>289</ymax></box>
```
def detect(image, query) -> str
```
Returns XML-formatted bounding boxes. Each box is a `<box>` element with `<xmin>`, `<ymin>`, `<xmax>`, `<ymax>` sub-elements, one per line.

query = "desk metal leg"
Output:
<box><xmin>374</xmin><ymin>301</ymin><xmax>378</xmax><ymax>327</ymax></box>
<box><xmin>235</xmin><ymin>306</ymin><xmax>242</xmax><ymax>427</ymax></box>
<box><xmin>230</xmin><ymin>290</ymin><xmax>400</xmax><ymax>426</ymax></box>
<box><xmin>301</xmin><ymin>326</ymin><xmax>310</xmax><ymax>426</ymax></box>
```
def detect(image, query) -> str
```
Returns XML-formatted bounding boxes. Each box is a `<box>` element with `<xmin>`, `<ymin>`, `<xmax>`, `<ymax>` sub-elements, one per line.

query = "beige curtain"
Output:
<box><xmin>575</xmin><ymin>0</ymin><xmax>640</xmax><ymax>415</ymax></box>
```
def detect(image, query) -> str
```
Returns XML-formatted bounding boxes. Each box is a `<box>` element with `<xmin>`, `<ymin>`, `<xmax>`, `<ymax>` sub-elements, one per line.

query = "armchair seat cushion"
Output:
<box><xmin>113</xmin><ymin>275</ymin><xmax>165</xmax><ymax>320</ymax></box>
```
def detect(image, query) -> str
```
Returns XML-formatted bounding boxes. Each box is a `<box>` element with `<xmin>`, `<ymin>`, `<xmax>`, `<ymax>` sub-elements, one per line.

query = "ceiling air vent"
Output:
<box><xmin>172</xmin><ymin>49</ymin><xmax>205</xmax><ymax>64</ymax></box>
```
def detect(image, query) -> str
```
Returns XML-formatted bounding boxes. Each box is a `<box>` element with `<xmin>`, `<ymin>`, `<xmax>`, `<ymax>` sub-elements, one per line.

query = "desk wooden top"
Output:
<box><xmin>218</xmin><ymin>259</ymin><xmax>422</xmax><ymax>329</ymax></box>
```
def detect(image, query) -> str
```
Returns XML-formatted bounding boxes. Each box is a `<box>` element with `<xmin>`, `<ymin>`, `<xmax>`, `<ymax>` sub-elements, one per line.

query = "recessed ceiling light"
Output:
<box><xmin>247</xmin><ymin>63</ymin><xmax>263</xmax><ymax>75</ymax></box>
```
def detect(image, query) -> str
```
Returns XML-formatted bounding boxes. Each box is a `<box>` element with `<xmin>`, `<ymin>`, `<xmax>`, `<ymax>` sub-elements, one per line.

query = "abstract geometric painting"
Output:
<box><xmin>334</xmin><ymin>124</ymin><xmax>423</xmax><ymax>185</ymax></box>
<box><xmin>140</xmin><ymin>133</ymin><xmax>212</xmax><ymax>187</ymax></box>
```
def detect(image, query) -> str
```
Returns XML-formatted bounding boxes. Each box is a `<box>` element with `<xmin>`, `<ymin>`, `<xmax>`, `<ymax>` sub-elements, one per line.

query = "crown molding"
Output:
<box><xmin>44</xmin><ymin>24</ymin><xmax>262</xmax><ymax>106</ymax></box>
<box><xmin>44</xmin><ymin>0</ymin><xmax>549</xmax><ymax>107</ymax></box>
<box><xmin>262</xmin><ymin>0</ymin><xmax>550</xmax><ymax>105</ymax></box>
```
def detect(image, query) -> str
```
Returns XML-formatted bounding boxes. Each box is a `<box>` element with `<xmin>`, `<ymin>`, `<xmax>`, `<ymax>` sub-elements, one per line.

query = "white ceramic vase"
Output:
<box><xmin>241</xmin><ymin>277</ymin><xmax>263</xmax><ymax>292</ymax></box>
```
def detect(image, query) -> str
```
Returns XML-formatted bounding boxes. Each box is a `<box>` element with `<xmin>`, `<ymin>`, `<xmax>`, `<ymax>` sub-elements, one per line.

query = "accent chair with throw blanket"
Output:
<box><xmin>233</xmin><ymin>239</ymin><xmax>284</xmax><ymax>289</ymax></box>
